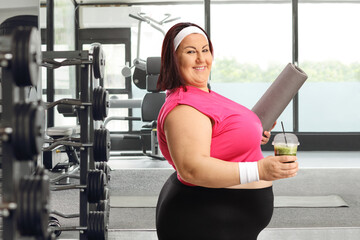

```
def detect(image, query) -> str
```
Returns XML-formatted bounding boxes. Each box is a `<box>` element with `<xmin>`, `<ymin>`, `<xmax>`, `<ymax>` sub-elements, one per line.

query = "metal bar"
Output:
<box><xmin>75</xmin><ymin>2</ymin><xmax>80</xmax><ymax>100</ymax></box>
<box><xmin>47</xmin><ymin>0</ymin><xmax>55</xmax><ymax>128</ymax></box>
<box><xmin>51</xmin><ymin>210</ymin><xmax>79</xmax><ymax>219</ymax></box>
<box><xmin>109</xmin><ymin>99</ymin><xmax>142</xmax><ymax>108</ymax></box>
<box><xmin>292</xmin><ymin>0</ymin><xmax>299</xmax><ymax>132</ymax></box>
<box><xmin>1</xmin><ymin>67</ymin><xmax>17</xmax><ymax>240</ymax></box>
<box><xmin>79</xmin><ymin>62</ymin><xmax>91</xmax><ymax>240</ymax></box>
<box><xmin>42</xmin><ymin>50</ymin><xmax>89</xmax><ymax>60</ymax></box>
<box><xmin>204</xmin><ymin>0</ymin><xmax>211</xmax><ymax>39</ymax></box>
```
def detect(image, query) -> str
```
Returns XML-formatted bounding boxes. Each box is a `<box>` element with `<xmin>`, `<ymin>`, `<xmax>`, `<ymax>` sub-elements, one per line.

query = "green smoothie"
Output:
<box><xmin>274</xmin><ymin>144</ymin><xmax>298</xmax><ymax>156</ymax></box>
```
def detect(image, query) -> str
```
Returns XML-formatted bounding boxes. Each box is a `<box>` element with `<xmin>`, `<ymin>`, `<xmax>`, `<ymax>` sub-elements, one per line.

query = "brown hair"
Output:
<box><xmin>157</xmin><ymin>22</ymin><xmax>213</xmax><ymax>91</ymax></box>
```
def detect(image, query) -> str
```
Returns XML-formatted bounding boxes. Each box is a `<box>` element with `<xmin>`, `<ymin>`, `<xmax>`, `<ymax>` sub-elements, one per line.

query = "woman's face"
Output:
<box><xmin>176</xmin><ymin>33</ymin><xmax>213</xmax><ymax>90</ymax></box>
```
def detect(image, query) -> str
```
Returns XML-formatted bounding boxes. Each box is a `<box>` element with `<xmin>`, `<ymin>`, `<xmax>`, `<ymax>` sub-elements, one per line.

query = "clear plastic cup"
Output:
<box><xmin>272</xmin><ymin>133</ymin><xmax>299</xmax><ymax>157</ymax></box>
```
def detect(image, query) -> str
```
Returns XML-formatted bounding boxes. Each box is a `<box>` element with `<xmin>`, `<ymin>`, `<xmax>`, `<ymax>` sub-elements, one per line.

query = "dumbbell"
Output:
<box><xmin>49</xmin><ymin>211</ymin><xmax>108</xmax><ymax>240</ymax></box>
<box><xmin>0</xmin><ymin>26</ymin><xmax>41</xmax><ymax>86</ymax></box>
<box><xmin>50</xmin><ymin>169</ymin><xmax>108</xmax><ymax>203</ymax></box>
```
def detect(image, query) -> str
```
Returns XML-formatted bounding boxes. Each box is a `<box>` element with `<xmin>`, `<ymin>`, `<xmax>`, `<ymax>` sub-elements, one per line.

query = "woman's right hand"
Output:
<box><xmin>257</xmin><ymin>155</ymin><xmax>298</xmax><ymax>181</ymax></box>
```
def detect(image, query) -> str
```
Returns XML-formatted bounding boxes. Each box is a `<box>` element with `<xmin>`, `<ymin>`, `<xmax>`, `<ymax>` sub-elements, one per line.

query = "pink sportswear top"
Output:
<box><xmin>157</xmin><ymin>85</ymin><xmax>264</xmax><ymax>186</ymax></box>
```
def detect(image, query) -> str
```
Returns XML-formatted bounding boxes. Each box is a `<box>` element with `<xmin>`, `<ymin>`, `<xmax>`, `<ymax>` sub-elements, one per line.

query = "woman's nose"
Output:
<box><xmin>196</xmin><ymin>52</ymin><xmax>205</xmax><ymax>62</ymax></box>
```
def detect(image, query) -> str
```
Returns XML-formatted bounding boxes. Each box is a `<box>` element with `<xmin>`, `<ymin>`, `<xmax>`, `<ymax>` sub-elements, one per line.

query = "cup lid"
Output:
<box><xmin>272</xmin><ymin>133</ymin><xmax>299</xmax><ymax>145</ymax></box>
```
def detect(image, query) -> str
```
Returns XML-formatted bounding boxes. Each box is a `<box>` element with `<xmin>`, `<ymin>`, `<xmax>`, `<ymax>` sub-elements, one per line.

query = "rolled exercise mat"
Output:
<box><xmin>251</xmin><ymin>63</ymin><xmax>308</xmax><ymax>131</ymax></box>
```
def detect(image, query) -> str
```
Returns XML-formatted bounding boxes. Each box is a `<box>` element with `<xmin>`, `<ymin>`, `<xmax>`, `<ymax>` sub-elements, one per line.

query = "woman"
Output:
<box><xmin>155</xmin><ymin>22</ymin><xmax>298</xmax><ymax>240</ymax></box>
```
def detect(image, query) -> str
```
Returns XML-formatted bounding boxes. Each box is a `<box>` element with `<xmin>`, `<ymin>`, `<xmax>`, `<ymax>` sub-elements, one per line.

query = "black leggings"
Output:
<box><xmin>156</xmin><ymin>172</ymin><xmax>274</xmax><ymax>240</ymax></box>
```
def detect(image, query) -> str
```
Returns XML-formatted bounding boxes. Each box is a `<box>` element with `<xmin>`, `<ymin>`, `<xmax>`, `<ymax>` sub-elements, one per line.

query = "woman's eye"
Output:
<box><xmin>202</xmin><ymin>49</ymin><xmax>209</xmax><ymax>53</ymax></box>
<box><xmin>187</xmin><ymin>50</ymin><xmax>196</xmax><ymax>54</ymax></box>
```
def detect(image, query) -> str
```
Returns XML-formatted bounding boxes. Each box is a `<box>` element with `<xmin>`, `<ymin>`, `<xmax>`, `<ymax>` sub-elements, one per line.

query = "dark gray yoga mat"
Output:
<box><xmin>252</xmin><ymin>63</ymin><xmax>308</xmax><ymax>131</ymax></box>
<box><xmin>110</xmin><ymin>195</ymin><xmax>348</xmax><ymax>208</ymax></box>
<box><xmin>274</xmin><ymin>195</ymin><xmax>349</xmax><ymax>208</ymax></box>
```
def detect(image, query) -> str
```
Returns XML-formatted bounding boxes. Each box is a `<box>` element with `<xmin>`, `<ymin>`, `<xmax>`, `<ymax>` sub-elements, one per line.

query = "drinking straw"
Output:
<box><xmin>281</xmin><ymin>121</ymin><xmax>288</xmax><ymax>145</ymax></box>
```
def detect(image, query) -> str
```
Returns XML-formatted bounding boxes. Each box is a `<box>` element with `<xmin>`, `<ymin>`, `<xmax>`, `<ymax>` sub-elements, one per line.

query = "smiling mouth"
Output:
<box><xmin>193</xmin><ymin>66</ymin><xmax>206</xmax><ymax>70</ymax></box>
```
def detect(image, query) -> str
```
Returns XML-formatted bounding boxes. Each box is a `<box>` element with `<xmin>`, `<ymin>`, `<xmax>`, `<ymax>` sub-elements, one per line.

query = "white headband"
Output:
<box><xmin>174</xmin><ymin>26</ymin><xmax>208</xmax><ymax>50</ymax></box>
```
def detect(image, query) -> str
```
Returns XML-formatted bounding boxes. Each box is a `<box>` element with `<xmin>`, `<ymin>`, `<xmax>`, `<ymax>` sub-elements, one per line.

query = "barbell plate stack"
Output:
<box><xmin>93</xmin><ymin>86</ymin><xmax>109</xmax><ymax>121</ymax></box>
<box><xmin>88</xmin><ymin>211</ymin><xmax>108</xmax><ymax>240</ymax></box>
<box><xmin>87</xmin><ymin>169</ymin><xmax>107</xmax><ymax>203</ymax></box>
<box><xmin>17</xmin><ymin>174</ymin><xmax>50</xmax><ymax>238</ymax></box>
<box><xmin>93</xmin><ymin>128</ymin><xmax>111</xmax><ymax>162</ymax></box>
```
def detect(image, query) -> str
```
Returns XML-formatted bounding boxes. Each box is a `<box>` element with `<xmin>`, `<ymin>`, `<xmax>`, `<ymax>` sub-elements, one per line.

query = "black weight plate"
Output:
<box><xmin>93</xmin><ymin>129</ymin><xmax>101</xmax><ymax>162</ymax></box>
<box><xmin>96</xmin><ymin>88</ymin><xmax>105</xmax><ymax>121</ymax></box>
<box><xmin>32</xmin><ymin>177</ymin><xmax>41</xmax><ymax>233</ymax></box>
<box><xmin>30</xmin><ymin>104</ymin><xmax>45</xmax><ymax>156</ymax></box>
<box><xmin>92</xmin><ymin>87</ymin><xmax>99</xmax><ymax>120</ymax></box>
<box><xmin>100</xmin><ymin>130</ymin><xmax>106</xmax><ymax>162</ymax></box>
<box><xmin>93</xmin><ymin>87</ymin><xmax>102</xmax><ymax>121</ymax></box>
<box><xmin>37</xmin><ymin>175</ymin><xmax>50</xmax><ymax>238</ymax></box>
<box><xmin>99</xmin><ymin>170</ymin><xmax>106</xmax><ymax>200</ymax></box>
<box><xmin>101</xmin><ymin>89</ymin><xmax>109</xmax><ymax>120</ymax></box>
<box><xmin>11</xmin><ymin>28</ymin><xmax>26</xmax><ymax>84</ymax></box>
<box><xmin>87</xmin><ymin>212</ymin><xmax>96</xmax><ymax>239</ymax></box>
<box><xmin>88</xmin><ymin>170</ymin><xmax>100</xmax><ymax>203</ymax></box>
<box><xmin>12</xmin><ymin>27</ymin><xmax>40</xmax><ymax>86</ymax></box>
<box><xmin>17</xmin><ymin>177</ymin><xmax>29</xmax><ymax>232</ymax></box>
<box><xmin>25</xmin><ymin>176</ymin><xmax>36</xmax><ymax>234</ymax></box>
<box><xmin>13</xmin><ymin>102</ymin><xmax>44</xmax><ymax>160</ymax></box>
<box><xmin>93</xmin><ymin>128</ymin><xmax>110</xmax><ymax>162</ymax></box>
<box><xmin>102</xmin><ymin>129</ymin><xmax>107</xmax><ymax>161</ymax></box>
<box><xmin>19</xmin><ymin>177</ymin><xmax>29</xmax><ymax>233</ymax></box>
<box><xmin>87</xmin><ymin>170</ymin><xmax>94</xmax><ymax>203</ymax></box>
<box><xmin>30</xmin><ymin>176</ymin><xmax>40</xmax><ymax>234</ymax></box>
<box><xmin>22</xmin><ymin>103</ymin><xmax>33</xmax><ymax>159</ymax></box>
<box><xmin>92</xmin><ymin>44</ymin><xmax>105</xmax><ymax>79</ymax></box>
<box><xmin>13</xmin><ymin>103</ymin><xmax>32</xmax><ymax>160</ymax></box>
<box><xmin>105</xmin><ymin>128</ymin><xmax>111</xmax><ymax>162</ymax></box>
<box><xmin>27</xmin><ymin>27</ymin><xmax>41</xmax><ymax>87</ymax></box>
<box><xmin>92</xmin><ymin>45</ymin><xmax>100</xmax><ymax>79</ymax></box>
<box><xmin>96</xmin><ymin>170</ymin><xmax>102</xmax><ymax>202</ymax></box>
<box><xmin>13</xmin><ymin>103</ymin><xmax>24</xmax><ymax>159</ymax></box>
<box><xmin>92</xmin><ymin>170</ymin><xmax>99</xmax><ymax>203</ymax></box>
<box><xmin>0</xmin><ymin>15</ymin><xmax>38</xmax><ymax>36</ymax></box>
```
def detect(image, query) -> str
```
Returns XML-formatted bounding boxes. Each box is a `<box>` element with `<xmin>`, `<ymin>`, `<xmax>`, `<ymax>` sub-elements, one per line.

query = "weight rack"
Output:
<box><xmin>1</xmin><ymin>27</ymin><xmax>49</xmax><ymax>239</ymax></box>
<box><xmin>41</xmin><ymin>43</ymin><xmax>110</xmax><ymax>240</ymax></box>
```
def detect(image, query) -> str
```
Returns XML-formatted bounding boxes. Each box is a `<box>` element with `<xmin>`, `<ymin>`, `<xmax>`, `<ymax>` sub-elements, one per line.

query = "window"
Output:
<box><xmin>298</xmin><ymin>2</ymin><xmax>360</xmax><ymax>132</ymax></box>
<box><xmin>211</xmin><ymin>3</ymin><xmax>293</xmax><ymax>132</ymax></box>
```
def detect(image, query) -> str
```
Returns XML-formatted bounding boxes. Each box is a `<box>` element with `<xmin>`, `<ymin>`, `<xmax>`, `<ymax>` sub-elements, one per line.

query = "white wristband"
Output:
<box><xmin>238</xmin><ymin>162</ymin><xmax>260</xmax><ymax>184</ymax></box>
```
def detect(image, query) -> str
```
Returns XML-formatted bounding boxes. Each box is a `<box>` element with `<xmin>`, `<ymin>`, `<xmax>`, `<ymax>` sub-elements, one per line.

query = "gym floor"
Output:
<box><xmin>1</xmin><ymin>151</ymin><xmax>360</xmax><ymax>239</ymax></box>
